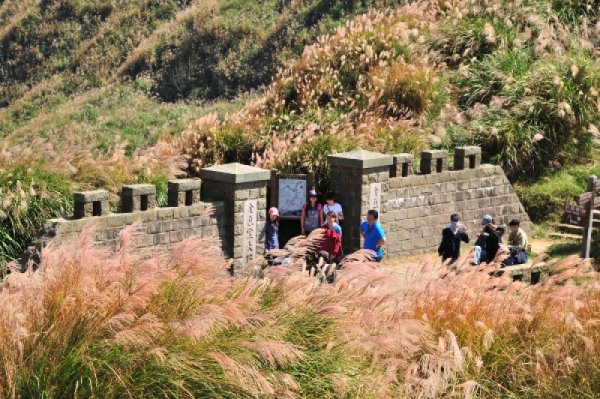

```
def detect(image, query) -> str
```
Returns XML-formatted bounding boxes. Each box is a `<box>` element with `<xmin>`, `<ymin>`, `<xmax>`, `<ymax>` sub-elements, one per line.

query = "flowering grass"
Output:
<box><xmin>2</xmin><ymin>225</ymin><xmax>600</xmax><ymax>397</ymax></box>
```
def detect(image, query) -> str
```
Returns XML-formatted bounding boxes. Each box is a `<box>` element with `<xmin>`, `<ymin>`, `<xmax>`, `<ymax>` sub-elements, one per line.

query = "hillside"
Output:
<box><xmin>1</xmin><ymin>0</ymin><xmax>600</xmax><ymax>265</ymax></box>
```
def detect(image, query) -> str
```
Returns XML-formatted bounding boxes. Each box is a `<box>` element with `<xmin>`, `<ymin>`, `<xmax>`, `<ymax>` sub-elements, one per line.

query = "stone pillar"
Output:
<box><xmin>454</xmin><ymin>146</ymin><xmax>482</xmax><ymax>170</ymax></box>
<box><xmin>200</xmin><ymin>163</ymin><xmax>270</xmax><ymax>271</ymax></box>
<box><xmin>168</xmin><ymin>179</ymin><xmax>201</xmax><ymax>207</ymax></box>
<box><xmin>328</xmin><ymin>150</ymin><xmax>393</xmax><ymax>256</ymax></box>
<box><xmin>391</xmin><ymin>153</ymin><xmax>414</xmax><ymax>177</ymax></box>
<box><xmin>74</xmin><ymin>190</ymin><xmax>110</xmax><ymax>219</ymax></box>
<box><xmin>420</xmin><ymin>150</ymin><xmax>448</xmax><ymax>174</ymax></box>
<box><xmin>122</xmin><ymin>184</ymin><xmax>156</xmax><ymax>213</ymax></box>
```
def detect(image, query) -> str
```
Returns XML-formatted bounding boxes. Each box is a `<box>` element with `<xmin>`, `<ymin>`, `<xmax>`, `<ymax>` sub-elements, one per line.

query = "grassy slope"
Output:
<box><xmin>1</xmin><ymin>0</ymin><xmax>600</xmax><ymax>266</ymax></box>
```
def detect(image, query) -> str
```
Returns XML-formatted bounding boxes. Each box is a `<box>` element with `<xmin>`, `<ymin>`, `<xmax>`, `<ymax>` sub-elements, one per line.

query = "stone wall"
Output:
<box><xmin>26</xmin><ymin>147</ymin><xmax>531</xmax><ymax>268</ymax></box>
<box><xmin>35</xmin><ymin>201</ymin><xmax>226</xmax><ymax>253</ymax></box>
<box><xmin>27</xmin><ymin>164</ymin><xmax>272</xmax><ymax>272</ymax></box>
<box><xmin>329</xmin><ymin>147</ymin><xmax>530</xmax><ymax>258</ymax></box>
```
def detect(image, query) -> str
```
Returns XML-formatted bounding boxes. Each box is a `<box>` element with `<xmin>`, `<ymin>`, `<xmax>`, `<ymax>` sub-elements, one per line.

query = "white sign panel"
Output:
<box><xmin>278</xmin><ymin>178</ymin><xmax>306</xmax><ymax>218</ymax></box>
<box><xmin>369</xmin><ymin>182</ymin><xmax>382</xmax><ymax>213</ymax></box>
<box><xmin>243</xmin><ymin>200</ymin><xmax>258</xmax><ymax>262</ymax></box>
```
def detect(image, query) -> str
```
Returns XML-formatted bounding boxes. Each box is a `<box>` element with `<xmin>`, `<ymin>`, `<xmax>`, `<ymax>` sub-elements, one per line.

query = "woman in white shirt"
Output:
<box><xmin>321</xmin><ymin>191</ymin><xmax>344</xmax><ymax>222</ymax></box>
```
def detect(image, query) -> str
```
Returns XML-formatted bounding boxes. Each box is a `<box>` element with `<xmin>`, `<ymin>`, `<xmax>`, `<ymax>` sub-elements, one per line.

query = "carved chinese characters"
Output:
<box><xmin>243</xmin><ymin>200</ymin><xmax>258</xmax><ymax>261</ymax></box>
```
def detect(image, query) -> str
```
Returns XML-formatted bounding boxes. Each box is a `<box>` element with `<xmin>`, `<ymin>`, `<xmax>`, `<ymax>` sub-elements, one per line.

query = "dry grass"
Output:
<box><xmin>2</xmin><ymin>223</ymin><xmax>600</xmax><ymax>397</ymax></box>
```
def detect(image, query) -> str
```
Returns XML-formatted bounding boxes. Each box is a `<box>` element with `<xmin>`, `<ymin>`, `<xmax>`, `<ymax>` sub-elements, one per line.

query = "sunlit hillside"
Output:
<box><xmin>1</xmin><ymin>0</ymin><xmax>600</xmax><ymax>264</ymax></box>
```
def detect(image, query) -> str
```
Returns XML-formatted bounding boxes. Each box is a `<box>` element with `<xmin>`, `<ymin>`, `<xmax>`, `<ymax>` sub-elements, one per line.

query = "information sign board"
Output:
<box><xmin>564</xmin><ymin>203</ymin><xmax>587</xmax><ymax>217</ymax></box>
<box><xmin>278</xmin><ymin>177</ymin><xmax>307</xmax><ymax>218</ymax></box>
<box><xmin>577</xmin><ymin>192</ymin><xmax>593</xmax><ymax>205</ymax></box>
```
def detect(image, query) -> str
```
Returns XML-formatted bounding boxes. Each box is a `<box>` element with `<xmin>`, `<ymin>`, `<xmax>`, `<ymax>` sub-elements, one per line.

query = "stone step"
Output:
<box><xmin>552</xmin><ymin>223</ymin><xmax>584</xmax><ymax>234</ymax></box>
<box><xmin>548</xmin><ymin>232</ymin><xmax>582</xmax><ymax>240</ymax></box>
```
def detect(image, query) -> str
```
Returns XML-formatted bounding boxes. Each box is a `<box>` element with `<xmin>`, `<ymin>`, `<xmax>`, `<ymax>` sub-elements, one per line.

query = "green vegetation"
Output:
<box><xmin>1</xmin><ymin>0</ymin><xmax>600</xmax><ymax>264</ymax></box>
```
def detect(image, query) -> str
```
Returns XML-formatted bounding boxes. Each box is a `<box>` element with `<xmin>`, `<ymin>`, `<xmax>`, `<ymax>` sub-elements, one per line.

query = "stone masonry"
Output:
<box><xmin>200</xmin><ymin>163</ymin><xmax>270</xmax><ymax>271</ymax></box>
<box><xmin>329</xmin><ymin>147</ymin><xmax>530</xmax><ymax>259</ymax></box>
<box><xmin>26</xmin><ymin>147</ymin><xmax>531</xmax><ymax>270</ymax></box>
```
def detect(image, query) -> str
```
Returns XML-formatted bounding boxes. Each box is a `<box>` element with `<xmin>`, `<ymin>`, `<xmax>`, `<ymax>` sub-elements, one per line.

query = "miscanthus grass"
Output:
<box><xmin>1</xmin><ymin>224</ymin><xmax>600</xmax><ymax>397</ymax></box>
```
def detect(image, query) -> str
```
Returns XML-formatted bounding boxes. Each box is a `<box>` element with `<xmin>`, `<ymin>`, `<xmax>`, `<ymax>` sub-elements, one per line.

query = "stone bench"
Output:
<box><xmin>168</xmin><ymin>179</ymin><xmax>201</xmax><ymax>207</ymax></box>
<box><xmin>74</xmin><ymin>190</ymin><xmax>110</xmax><ymax>219</ymax></box>
<box><xmin>493</xmin><ymin>262</ymin><xmax>549</xmax><ymax>285</ymax></box>
<box><xmin>122</xmin><ymin>184</ymin><xmax>156</xmax><ymax>212</ymax></box>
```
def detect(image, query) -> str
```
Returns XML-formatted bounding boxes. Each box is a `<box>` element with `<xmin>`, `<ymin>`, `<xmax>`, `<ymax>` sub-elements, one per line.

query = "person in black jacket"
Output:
<box><xmin>483</xmin><ymin>223</ymin><xmax>505</xmax><ymax>263</ymax></box>
<box><xmin>438</xmin><ymin>213</ymin><xmax>469</xmax><ymax>263</ymax></box>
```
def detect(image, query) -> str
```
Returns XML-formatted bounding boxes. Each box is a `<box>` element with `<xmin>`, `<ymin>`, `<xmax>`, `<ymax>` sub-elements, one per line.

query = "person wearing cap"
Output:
<box><xmin>472</xmin><ymin>215</ymin><xmax>505</xmax><ymax>265</ymax></box>
<box><xmin>301</xmin><ymin>190</ymin><xmax>323</xmax><ymax>236</ymax></box>
<box><xmin>438</xmin><ymin>213</ymin><xmax>469</xmax><ymax>263</ymax></box>
<box><xmin>265</xmin><ymin>207</ymin><xmax>280</xmax><ymax>252</ymax></box>
<box><xmin>506</xmin><ymin>219</ymin><xmax>528</xmax><ymax>265</ymax></box>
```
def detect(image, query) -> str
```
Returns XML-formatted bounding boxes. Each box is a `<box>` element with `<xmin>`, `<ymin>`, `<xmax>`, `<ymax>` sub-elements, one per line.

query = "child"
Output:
<box><xmin>301</xmin><ymin>190</ymin><xmax>323</xmax><ymax>235</ymax></box>
<box><xmin>322</xmin><ymin>211</ymin><xmax>342</xmax><ymax>237</ymax></box>
<box><xmin>265</xmin><ymin>207</ymin><xmax>279</xmax><ymax>252</ymax></box>
<box><xmin>321</xmin><ymin>191</ymin><xmax>344</xmax><ymax>222</ymax></box>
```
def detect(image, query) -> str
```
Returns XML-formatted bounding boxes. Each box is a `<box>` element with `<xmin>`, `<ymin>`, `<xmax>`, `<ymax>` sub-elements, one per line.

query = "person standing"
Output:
<box><xmin>265</xmin><ymin>207</ymin><xmax>280</xmax><ymax>252</ymax></box>
<box><xmin>360</xmin><ymin>209</ymin><xmax>386</xmax><ymax>262</ymax></box>
<box><xmin>438</xmin><ymin>213</ymin><xmax>469</xmax><ymax>263</ymax></box>
<box><xmin>321</xmin><ymin>191</ymin><xmax>344</xmax><ymax>222</ymax></box>
<box><xmin>301</xmin><ymin>190</ymin><xmax>323</xmax><ymax>236</ymax></box>
<box><xmin>506</xmin><ymin>219</ymin><xmax>528</xmax><ymax>265</ymax></box>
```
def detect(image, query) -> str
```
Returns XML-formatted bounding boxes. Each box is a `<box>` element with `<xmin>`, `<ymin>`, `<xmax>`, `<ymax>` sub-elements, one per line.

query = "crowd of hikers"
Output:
<box><xmin>264</xmin><ymin>190</ymin><xmax>528</xmax><ymax>282</ymax></box>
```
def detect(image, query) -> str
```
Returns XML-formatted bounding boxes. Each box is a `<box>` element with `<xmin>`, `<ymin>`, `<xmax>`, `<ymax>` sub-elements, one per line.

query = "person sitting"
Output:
<box><xmin>506</xmin><ymin>219</ymin><xmax>528</xmax><ymax>265</ymax></box>
<box><xmin>438</xmin><ymin>213</ymin><xmax>469</xmax><ymax>264</ymax></box>
<box><xmin>322</xmin><ymin>211</ymin><xmax>342</xmax><ymax>237</ymax></box>
<box><xmin>360</xmin><ymin>209</ymin><xmax>386</xmax><ymax>262</ymax></box>
<box><xmin>483</xmin><ymin>223</ymin><xmax>504</xmax><ymax>264</ymax></box>
<box><xmin>301</xmin><ymin>190</ymin><xmax>323</xmax><ymax>236</ymax></box>
<box><xmin>314</xmin><ymin>225</ymin><xmax>342</xmax><ymax>278</ymax></box>
<box><xmin>473</xmin><ymin>215</ymin><xmax>493</xmax><ymax>265</ymax></box>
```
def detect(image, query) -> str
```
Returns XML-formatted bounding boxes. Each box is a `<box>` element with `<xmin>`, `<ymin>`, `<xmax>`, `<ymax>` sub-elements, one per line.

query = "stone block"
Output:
<box><xmin>107</xmin><ymin>214</ymin><xmax>124</xmax><ymax>228</ymax></box>
<box><xmin>124</xmin><ymin>212</ymin><xmax>142</xmax><ymax>225</ymax></box>
<box><xmin>122</xmin><ymin>184</ymin><xmax>156</xmax><ymax>213</ymax></box>
<box><xmin>420</xmin><ymin>150</ymin><xmax>448</xmax><ymax>174</ymax></box>
<box><xmin>169</xmin><ymin>230</ymin><xmax>186</xmax><ymax>243</ymax></box>
<box><xmin>154</xmin><ymin>233</ymin><xmax>170</xmax><ymax>245</ymax></box>
<box><xmin>74</xmin><ymin>190</ymin><xmax>110</xmax><ymax>219</ymax></box>
<box><xmin>189</xmin><ymin>203</ymin><xmax>205</xmax><ymax>217</ymax></box>
<box><xmin>168</xmin><ymin>179</ymin><xmax>201</xmax><ymax>207</ymax></box>
<box><xmin>200</xmin><ymin>163</ymin><xmax>271</xmax><ymax>184</ymax></box>
<box><xmin>141</xmin><ymin>210</ymin><xmax>157</xmax><ymax>222</ymax></box>
<box><xmin>161</xmin><ymin>220</ymin><xmax>176</xmax><ymax>232</ymax></box>
<box><xmin>328</xmin><ymin>150</ymin><xmax>393</xmax><ymax>169</ymax></box>
<box><xmin>157</xmin><ymin>208</ymin><xmax>175</xmax><ymax>220</ymax></box>
<box><xmin>178</xmin><ymin>218</ymin><xmax>194</xmax><ymax>230</ymax></box>
<box><xmin>133</xmin><ymin>235</ymin><xmax>154</xmax><ymax>248</ymax></box>
<box><xmin>147</xmin><ymin>221</ymin><xmax>161</xmax><ymax>234</ymax></box>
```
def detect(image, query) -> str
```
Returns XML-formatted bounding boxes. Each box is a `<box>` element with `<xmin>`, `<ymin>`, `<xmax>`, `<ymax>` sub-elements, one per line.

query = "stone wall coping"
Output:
<box><xmin>421</xmin><ymin>150</ymin><xmax>448</xmax><ymax>159</ymax></box>
<box><xmin>122</xmin><ymin>184</ymin><xmax>156</xmax><ymax>196</ymax></box>
<box><xmin>327</xmin><ymin>150</ymin><xmax>393</xmax><ymax>169</ymax></box>
<box><xmin>200</xmin><ymin>163</ymin><xmax>271</xmax><ymax>183</ymax></box>
<box><xmin>168</xmin><ymin>179</ymin><xmax>201</xmax><ymax>191</ymax></box>
<box><xmin>392</xmin><ymin>153</ymin><xmax>414</xmax><ymax>163</ymax></box>
<box><xmin>455</xmin><ymin>146</ymin><xmax>482</xmax><ymax>156</ymax></box>
<box><xmin>74</xmin><ymin>190</ymin><xmax>109</xmax><ymax>203</ymax></box>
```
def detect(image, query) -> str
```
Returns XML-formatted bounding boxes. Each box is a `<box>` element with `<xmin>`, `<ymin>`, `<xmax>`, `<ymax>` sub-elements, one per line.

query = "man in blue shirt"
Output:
<box><xmin>360</xmin><ymin>209</ymin><xmax>386</xmax><ymax>262</ymax></box>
